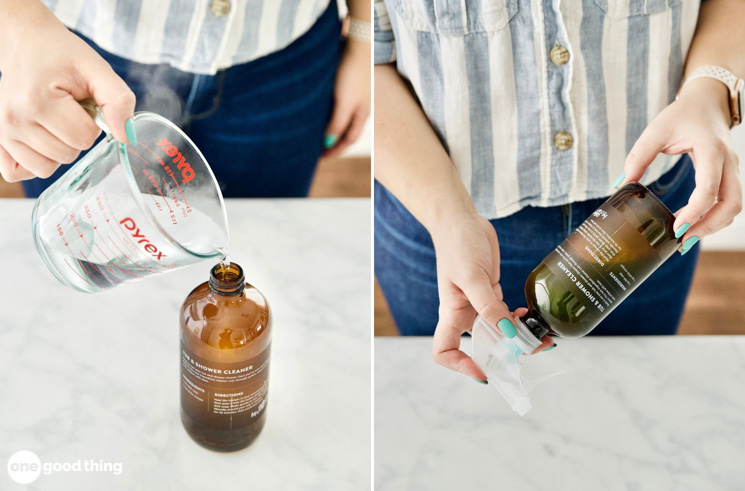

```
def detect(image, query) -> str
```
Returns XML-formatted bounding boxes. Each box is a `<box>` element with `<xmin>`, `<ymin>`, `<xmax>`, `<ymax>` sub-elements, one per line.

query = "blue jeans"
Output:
<box><xmin>22</xmin><ymin>1</ymin><xmax>340</xmax><ymax>198</ymax></box>
<box><xmin>375</xmin><ymin>155</ymin><xmax>700</xmax><ymax>336</ymax></box>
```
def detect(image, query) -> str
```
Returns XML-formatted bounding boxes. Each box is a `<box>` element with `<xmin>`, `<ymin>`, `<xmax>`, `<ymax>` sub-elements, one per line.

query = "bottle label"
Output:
<box><xmin>181</xmin><ymin>341</ymin><xmax>270</xmax><ymax>430</ymax></box>
<box><xmin>543</xmin><ymin>202</ymin><xmax>662</xmax><ymax>317</ymax></box>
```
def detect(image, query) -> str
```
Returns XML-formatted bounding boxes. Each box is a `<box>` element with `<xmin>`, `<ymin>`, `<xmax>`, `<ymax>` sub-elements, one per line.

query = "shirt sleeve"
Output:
<box><xmin>374</xmin><ymin>0</ymin><xmax>396</xmax><ymax>65</ymax></box>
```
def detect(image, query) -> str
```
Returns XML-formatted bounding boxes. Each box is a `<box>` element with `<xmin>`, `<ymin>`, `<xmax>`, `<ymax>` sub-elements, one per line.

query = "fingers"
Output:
<box><xmin>672</xmin><ymin>145</ymin><xmax>726</xmax><ymax>236</ymax></box>
<box><xmin>2</xmin><ymin>139</ymin><xmax>60</xmax><ymax>179</ymax></box>
<box><xmin>621</xmin><ymin>124</ymin><xmax>669</xmax><ymax>185</ymax></box>
<box><xmin>432</xmin><ymin>318</ymin><xmax>487</xmax><ymax>381</ymax></box>
<box><xmin>323</xmin><ymin>108</ymin><xmax>368</xmax><ymax>158</ymax></box>
<box><xmin>433</xmin><ymin>273</ymin><xmax>514</xmax><ymax>378</ymax></box>
<box><xmin>0</xmin><ymin>144</ymin><xmax>34</xmax><ymax>182</ymax></box>
<box><xmin>13</xmin><ymin>123</ymin><xmax>81</xmax><ymax>164</ymax></box>
<box><xmin>38</xmin><ymin>99</ymin><xmax>102</xmax><ymax>151</ymax></box>
<box><xmin>531</xmin><ymin>336</ymin><xmax>557</xmax><ymax>354</ymax></box>
<box><xmin>461</xmin><ymin>273</ymin><xmax>512</xmax><ymax>335</ymax></box>
<box><xmin>81</xmin><ymin>57</ymin><xmax>136</xmax><ymax>144</ymax></box>
<box><xmin>323</xmin><ymin>103</ymin><xmax>355</xmax><ymax>156</ymax></box>
<box><xmin>432</xmin><ymin>273</ymin><xmax>507</xmax><ymax>380</ymax></box>
<box><xmin>678</xmin><ymin>151</ymin><xmax>742</xmax><ymax>243</ymax></box>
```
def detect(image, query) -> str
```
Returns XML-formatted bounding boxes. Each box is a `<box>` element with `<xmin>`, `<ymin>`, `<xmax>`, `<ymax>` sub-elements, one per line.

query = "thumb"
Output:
<box><xmin>461</xmin><ymin>274</ymin><xmax>515</xmax><ymax>338</ymax></box>
<box><xmin>620</xmin><ymin>125</ymin><xmax>668</xmax><ymax>186</ymax></box>
<box><xmin>82</xmin><ymin>58</ymin><xmax>136</xmax><ymax>144</ymax></box>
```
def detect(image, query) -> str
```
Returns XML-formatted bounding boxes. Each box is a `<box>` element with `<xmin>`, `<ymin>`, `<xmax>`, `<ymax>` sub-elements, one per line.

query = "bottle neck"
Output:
<box><xmin>519</xmin><ymin>308</ymin><xmax>551</xmax><ymax>340</ymax></box>
<box><xmin>209</xmin><ymin>262</ymin><xmax>245</xmax><ymax>296</ymax></box>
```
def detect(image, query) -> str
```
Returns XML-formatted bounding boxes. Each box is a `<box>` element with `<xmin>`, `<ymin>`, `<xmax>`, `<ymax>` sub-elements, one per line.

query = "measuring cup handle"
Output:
<box><xmin>79</xmin><ymin>97</ymin><xmax>113</xmax><ymax>140</ymax></box>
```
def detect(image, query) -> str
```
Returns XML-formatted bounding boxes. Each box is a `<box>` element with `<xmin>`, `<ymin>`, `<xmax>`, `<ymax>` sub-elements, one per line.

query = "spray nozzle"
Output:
<box><xmin>471</xmin><ymin>316</ymin><xmax>565</xmax><ymax>416</ymax></box>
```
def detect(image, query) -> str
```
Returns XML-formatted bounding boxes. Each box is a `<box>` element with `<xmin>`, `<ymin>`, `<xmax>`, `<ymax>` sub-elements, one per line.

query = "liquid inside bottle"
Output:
<box><xmin>179</xmin><ymin>262</ymin><xmax>272</xmax><ymax>451</ymax></box>
<box><xmin>515</xmin><ymin>183</ymin><xmax>682</xmax><ymax>347</ymax></box>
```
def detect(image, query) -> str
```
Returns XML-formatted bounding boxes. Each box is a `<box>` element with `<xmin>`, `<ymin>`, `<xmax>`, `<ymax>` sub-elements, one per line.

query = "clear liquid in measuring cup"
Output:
<box><xmin>35</xmin><ymin>161</ymin><xmax>228</xmax><ymax>292</ymax></box>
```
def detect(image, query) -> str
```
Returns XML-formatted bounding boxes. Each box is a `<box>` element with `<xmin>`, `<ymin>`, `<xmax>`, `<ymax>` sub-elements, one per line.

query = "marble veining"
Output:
<box><xmin>0</xmin><ymin>199</ymin><xmax>371</xmax><ymax>490</ymax></box>
<box><xmin>375</xmin><ymin>337</ymin><xmax>745</xmax><ymax>491</ymax></box>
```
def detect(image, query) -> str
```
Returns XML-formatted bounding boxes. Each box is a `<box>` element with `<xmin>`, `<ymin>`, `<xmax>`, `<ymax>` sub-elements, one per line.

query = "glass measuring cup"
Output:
<box><xmin>32</xmin><ymin>111</ymin><xmax>229</xmax><ymax>293</ymax></box>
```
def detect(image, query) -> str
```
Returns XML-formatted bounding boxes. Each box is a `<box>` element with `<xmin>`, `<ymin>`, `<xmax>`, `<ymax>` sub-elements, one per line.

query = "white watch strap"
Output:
<box><xmin>348</xmin><ymin>18</ymin><xmax>371</xmax><ymax>43</ymax></box>
<box><xmin>683</xmin><ymin>65</ymin><xmax>738</xmax><ymax>93</ymax></box>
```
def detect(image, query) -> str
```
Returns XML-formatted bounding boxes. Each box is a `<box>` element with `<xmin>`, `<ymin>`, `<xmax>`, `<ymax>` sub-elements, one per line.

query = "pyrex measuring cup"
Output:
<box><xmin>32</xmin><ymin>111</ymin><xmax>229</xmax><ymax>293</ymax></box>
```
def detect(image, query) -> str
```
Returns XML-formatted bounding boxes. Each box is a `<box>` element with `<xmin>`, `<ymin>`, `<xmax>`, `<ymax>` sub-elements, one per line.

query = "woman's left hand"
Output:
<box><xmin>323</xmin><ymin>37</ymin><xmax>371</xmax><ymax>157</ymax></box>
<box><xmin>618</xmin><ymin>77</ymin><xmax>742</xmax><ymax>252</ymax></box>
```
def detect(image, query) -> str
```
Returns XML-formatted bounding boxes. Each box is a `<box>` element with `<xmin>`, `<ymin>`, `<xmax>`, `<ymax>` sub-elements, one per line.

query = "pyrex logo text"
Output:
<box><xmin>120</xmin><ymin>218</ymin><xmax>167</xmax><ymax>260</ymax></box>
<box><xmin>156</xmin><ymin>138</ymin><xmax>195</xmax><ymax>184</ymax></box>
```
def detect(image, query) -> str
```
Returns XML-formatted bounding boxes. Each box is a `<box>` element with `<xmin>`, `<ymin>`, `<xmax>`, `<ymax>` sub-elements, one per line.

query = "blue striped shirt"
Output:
<box><xmin>44</xmin><ymin>0</ymin><xmax>331</xmax><ymax>75</ymax></box>
<box><xmin>375</xmin><ymin>0</ymin><xmax>701</xmax><ymax>219</ymax></box>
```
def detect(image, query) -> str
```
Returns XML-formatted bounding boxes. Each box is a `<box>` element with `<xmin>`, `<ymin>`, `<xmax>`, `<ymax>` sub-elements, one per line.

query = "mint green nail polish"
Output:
<box><xmin>125</xmin><ymin>119</ymin><xmax>137</xmax><ymax>145</ymax></box>
<box><xmin>544</xmin><ymin>344</ymin><xmax>557</xmax><ymax>351</ymax></box>
<box><xmin>324</xmin><ymin>133</ymin><xmax>337</xmax><ymax>148</ymax></box>
<box><xmin>674</xmin><ymin>222</ymin><xmax>690</xmax><ymax>239</ymax></box>
<box><xmin>681</xmin><ymin>236</ymin><xmax>699</xmax><ymax>255</ymax></box>
<box><xmin>497</xmin><ymin>318</ymin><xmax>517</xmax><ymax>338</ymax></box>
<box><xmin>472</xmin><ymin>377</ymin><xmax>488</xmax><ymax>385</ymax></box>
<box><xmin>612</xmin><ymin>172</ymin><xmax>626</xmax><ymax>188</ymax></box>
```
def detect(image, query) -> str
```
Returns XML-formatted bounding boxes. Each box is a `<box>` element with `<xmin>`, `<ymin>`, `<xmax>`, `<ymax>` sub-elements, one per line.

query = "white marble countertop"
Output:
<box><xmin>375</xmin><ymin>336</ymin><xmax>745</xmax><ymax>491</ymax></box>
<box><xmin>0</xmin><ymin>198</ymin><xmax>371</xmax><ymax>490</ymax></box>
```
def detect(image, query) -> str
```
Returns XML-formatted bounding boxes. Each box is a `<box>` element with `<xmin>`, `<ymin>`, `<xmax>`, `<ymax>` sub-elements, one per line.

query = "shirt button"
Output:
<box><xmin>554</xmin><ymin>131</ymin><xmax>573</xmax><ymax>151</ymax></box>
<box><xmin>210</xmin><ymin>0</ymin><xmax>231</xmax><ymax>16</ymax></box>
<box><xmin>550</xmin><ymin>45</ymin><xmax>570</xmax><ymax>66</ymax></box>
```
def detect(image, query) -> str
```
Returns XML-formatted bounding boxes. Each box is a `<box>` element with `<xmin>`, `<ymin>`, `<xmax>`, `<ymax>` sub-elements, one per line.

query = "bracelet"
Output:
<box><xmin>348</xmin><ymin>18</ymin><xmax>371</xmax><ymax>43</ymax></box>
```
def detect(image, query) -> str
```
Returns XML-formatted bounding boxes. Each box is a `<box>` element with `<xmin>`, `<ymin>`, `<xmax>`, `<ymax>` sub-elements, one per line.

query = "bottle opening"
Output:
<box><xmin>209</xmin><ymin>262</ymin><xmax>245</xmax><ymax>295</ymax></box>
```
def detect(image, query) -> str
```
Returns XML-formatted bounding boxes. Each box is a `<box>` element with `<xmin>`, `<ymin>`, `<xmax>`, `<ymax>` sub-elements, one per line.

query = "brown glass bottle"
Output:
<box><xmin>512</xmin><ymin>183</ymin><xmax>682</xmax><ymax>350</ymax></box>
<box><xmin>180</xmin><ymin>262</ymin><xmax>271</xmax><ymax>452</ymax></box>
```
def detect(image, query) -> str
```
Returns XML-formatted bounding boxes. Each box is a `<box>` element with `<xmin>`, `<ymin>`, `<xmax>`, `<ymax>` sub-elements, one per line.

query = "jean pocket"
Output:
<box><xmin>593</xmin><ymin>0</ymin><xmax>681</xmax><ymax>18</ymax></box>
<box><xmin>648</xmin><ymin>156</ymin><xmax>689</xmax><ymax>196</ymax></box>
<box><xmin>390</xmin><ymin>0</ymin><xmax>518</xmax><ymax>35</ymax></box>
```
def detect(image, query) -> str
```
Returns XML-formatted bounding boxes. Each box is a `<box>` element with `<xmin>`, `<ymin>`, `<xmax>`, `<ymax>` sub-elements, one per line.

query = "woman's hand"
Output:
<box><xmin>323</xmin><ymin>38</ymin><xmax>371</xmax><ymax>157</ymax></box>
<box><xmin>430</xmin><ymin>212</ymin><xmax>554</xmax><ymax>382</ymax></box>
<box><xmin>0</xmin><ymin>2</ymin><xmax>135</xmax><ymax>182</ymax></box>
<box><xmin>618</xmin><ymin>77</ymin><xmax>742</xmax><ymax>252</ymax></box>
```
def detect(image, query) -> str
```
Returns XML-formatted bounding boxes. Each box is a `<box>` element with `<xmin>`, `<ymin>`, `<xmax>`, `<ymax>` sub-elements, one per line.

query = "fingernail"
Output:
<box><xmin>681</xmin><ymin>236</ymin><xmax>699</xmax><ymax>255</ymax></box>
<box><xmin>472</xmin><ymin>377</ymin><xmax>488</xmax><ymax>385</ymax></box>
<box><xmin>612</xmin><ymin>172</ymin><xmax>626</xmax><ymax>188</ymax></box>
<box><xmin>544</xmin><ymin>344</ymin><xmax>557</xmax><ymax>351</ymax></box>
<box><xmin>497</xmin><ymin>318</ymin><xmax>517</xmax><ymax>338</ymax></box>
<box><xmin>674</xmin><ymin>222</ymin><xmax>690</xmax><ymax>239</ymax></box>
<box><xmin>125</xmin><ymin>119</ymin><xmax>138</xmax><ymax>145</ymax></box>
<box><xmin>323</xmin><ymin>133</ymin><xmax>337</xmax><ymax>148</ymax></box>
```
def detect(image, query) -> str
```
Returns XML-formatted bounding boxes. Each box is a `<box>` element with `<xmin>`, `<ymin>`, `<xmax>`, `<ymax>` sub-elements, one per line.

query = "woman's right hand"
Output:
<box><xmin>0</xmin><ymin>1</ymin><xmax>135</xmax><ymax>182</ymax></box>
<box><xmin>430</xmin><ymin>211</ymin><xmax>554</xmax><ymax>382</ymax></box>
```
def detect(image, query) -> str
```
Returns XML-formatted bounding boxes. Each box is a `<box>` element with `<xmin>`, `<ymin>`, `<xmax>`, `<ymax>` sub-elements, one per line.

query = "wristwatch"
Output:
<box><xmin>681</xmin><ymin>66</ymin><xmax>744</xmax><ymax>127</ymax></box>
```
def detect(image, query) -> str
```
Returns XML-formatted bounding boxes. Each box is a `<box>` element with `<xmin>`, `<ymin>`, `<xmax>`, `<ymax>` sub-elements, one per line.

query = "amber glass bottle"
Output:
<box><xmin>512</xmin><ymin>183</ymin><xmax>682</xmax><ymax>351</ymax></box>
<box><xmin>180</xmin><ymin>262</ymin><xmax>271</xmax><ymax>451</ymax></box>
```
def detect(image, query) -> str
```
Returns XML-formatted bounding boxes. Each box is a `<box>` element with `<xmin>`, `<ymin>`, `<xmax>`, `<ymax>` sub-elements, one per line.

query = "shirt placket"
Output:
<box><xmin>543</xmin><ymin>0</ymin><xmax>576</xmax><ymax>201</ymax></box>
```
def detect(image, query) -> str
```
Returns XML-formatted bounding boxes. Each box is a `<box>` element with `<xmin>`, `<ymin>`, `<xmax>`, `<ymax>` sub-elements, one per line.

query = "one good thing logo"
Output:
<box><xmin>7</xmin><ymin>450</ymin><xmax>123</xmax><ymax>484</ymax></box>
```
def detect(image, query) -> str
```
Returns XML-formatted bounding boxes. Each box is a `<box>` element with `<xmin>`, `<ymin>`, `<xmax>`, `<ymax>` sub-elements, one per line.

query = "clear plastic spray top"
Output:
<box><xmin>471</xmin><ymin>316</ymin><xmax>564</xmax><ymax>416</ymax></box>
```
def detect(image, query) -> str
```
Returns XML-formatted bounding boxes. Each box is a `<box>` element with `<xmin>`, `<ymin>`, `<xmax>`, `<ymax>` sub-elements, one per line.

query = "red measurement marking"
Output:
<box><xmin>128</xmin><ymin>147</ymin><xmax>150</xmax><ymax>167</ymax></box>
<box><xmin>94</xmin><ymin>228</ymin><xmax>127</xmax><ymax>265</ymax></box>
<box><xmin>107</xmin><ymin>237</ymin><xmax>159</xmax><ymax>275</ymax></box>
<box><xmin>141</xmin><ymin>142</ymin><xmax>190</xmax><ymax>207</ymax></box>
<box><xmin>62</xmin><ymin>257</ymin><xmax>97</xmax><ymax>287</ymax></box>
<box><xmin>143</xmin><ymin>168</ymin><xmax>173</xmax><ymax>212</ymax></box>
<box><xmin>64</xmin><ymin>244</ymin><xmax>98</xmax><ymax>283</ymax></box>
<box><xmin>162</xmin><ymin>179</ymin><xmax>182</xmax><ymax>212</ymax></box>
<box><xmin>96</xmin><ymin>243</ymin><xmax>138</xmax><ymax>279</ymax></box>
<box><xmin>80</xmin><ymin>249</ymin><xmax>121</xmax><ymax>284</ymax></box>
<box><xmin>139</xmin><ymin>142</ymin><xmax>166</xmax><ymax>167</ymax></box>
